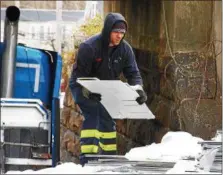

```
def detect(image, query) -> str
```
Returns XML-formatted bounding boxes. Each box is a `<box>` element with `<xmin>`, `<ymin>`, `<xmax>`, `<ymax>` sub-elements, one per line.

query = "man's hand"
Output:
<box><xmin>82</xmin><ymin>87</ymin><xmax>101</xmax><ymax>101</ymax></box>
<box><xmin>130</xmin><ymin>85</ymin><xmax>147</xmax><ymax>105</ymax></box>
<box><xmin>136</xmin><ymin>89</ymin><xmax>147</xmax><ymax>105</ymax></box>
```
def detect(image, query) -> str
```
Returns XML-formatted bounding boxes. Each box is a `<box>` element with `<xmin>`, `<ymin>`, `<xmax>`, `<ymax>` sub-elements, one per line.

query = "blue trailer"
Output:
<box><xmin>0</xmin><ymin>6</ymin><xmax>62</xmax><ymax>173</ymax></box>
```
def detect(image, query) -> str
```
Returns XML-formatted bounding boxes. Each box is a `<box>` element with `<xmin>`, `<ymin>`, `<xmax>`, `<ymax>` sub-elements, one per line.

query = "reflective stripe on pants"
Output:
<box><xmin>80</xmin><ymin>129</ymin><xmax>117</xmax><ymax>154</ymax></box>
<box><xmin>80</xmin><ymin>142</ymin><xmax>117</xmax><ymax>154</ymax></box>
<box><xmin>81</xmin><ymin>145</ymin><xmax>99</xmax><ymax>154</ymax></box>
<box><xmin>81</xmin><ymin>129</ymin><xmax>116</xmax><ymax>139</ymax></box>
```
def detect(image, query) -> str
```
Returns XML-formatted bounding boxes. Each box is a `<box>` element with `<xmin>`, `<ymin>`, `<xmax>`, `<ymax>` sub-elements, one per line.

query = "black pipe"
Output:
<box><xmin>0</xmin><ymin>6</ymin><xmax>20</xmax><ymax>98</ymax></box>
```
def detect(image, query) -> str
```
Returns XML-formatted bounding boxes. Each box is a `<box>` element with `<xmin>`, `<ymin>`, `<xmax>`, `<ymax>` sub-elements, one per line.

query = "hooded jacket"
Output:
<box><xmin>69</xmin><ymin>13</ymin><xmax>143</xmax><ymax>90</ymax></box>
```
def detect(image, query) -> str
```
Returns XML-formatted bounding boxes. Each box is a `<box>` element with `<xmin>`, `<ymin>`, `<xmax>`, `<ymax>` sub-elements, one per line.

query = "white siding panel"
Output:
<box><xmin>77</xmin><ymin>78</ymin><xmax>155</xmax><ymax>120</ymax></box>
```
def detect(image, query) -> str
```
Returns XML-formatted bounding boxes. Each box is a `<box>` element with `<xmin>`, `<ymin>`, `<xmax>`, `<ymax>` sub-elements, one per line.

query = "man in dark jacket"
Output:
<box><xmin>69</xmin><ymin>13</ymin><xmax>147</xmax><ymax>165</ymax></box>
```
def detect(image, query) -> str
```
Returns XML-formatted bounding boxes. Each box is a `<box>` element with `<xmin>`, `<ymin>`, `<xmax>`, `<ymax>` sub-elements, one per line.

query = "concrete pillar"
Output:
<box><xmin>213</xmin><ymin>1</ymin><xmax>222</xmax><ymax>89</ymax></box>
<box><xmin>162</xmin><ymin>1</ymin><xmax>213</xmax><ymax>53</ymax></box>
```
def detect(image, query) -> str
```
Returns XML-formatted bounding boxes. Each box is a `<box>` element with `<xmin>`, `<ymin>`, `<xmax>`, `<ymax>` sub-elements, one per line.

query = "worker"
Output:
<box><xmin>69</xmin><ymin>12</ymin><xmax>147</xmax><ymax>166</ymax></box>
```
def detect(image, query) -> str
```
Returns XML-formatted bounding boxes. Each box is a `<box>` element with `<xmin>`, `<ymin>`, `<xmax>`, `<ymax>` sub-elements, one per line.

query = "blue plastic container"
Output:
<box><xmin>0</xmin><ymin>43</ymin><xmax>52</xmax><ymax>105</ymax></box>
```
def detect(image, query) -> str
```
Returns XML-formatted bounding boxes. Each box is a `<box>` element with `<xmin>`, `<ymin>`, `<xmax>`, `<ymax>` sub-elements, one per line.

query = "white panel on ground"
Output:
<box><xmin>77</xmin><ymin>78</ymin><xmax>155</xmax><ymax>120</ymax></box>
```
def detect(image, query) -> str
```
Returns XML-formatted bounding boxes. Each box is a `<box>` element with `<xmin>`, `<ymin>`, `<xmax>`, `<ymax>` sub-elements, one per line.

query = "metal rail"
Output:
<box><xmin>197</xmin><ymin>138</ymin><xmax>222</xmax><ymax>173</ymax></box>
<box><xmin>86</xmin><ymin>154</ymin><xmax>176</xmax><ymax>173</ymax></box>
<box><xmin>2</xmin><ymin>141</ymin><xmax>49</xmax><ymax>148</ymax></box>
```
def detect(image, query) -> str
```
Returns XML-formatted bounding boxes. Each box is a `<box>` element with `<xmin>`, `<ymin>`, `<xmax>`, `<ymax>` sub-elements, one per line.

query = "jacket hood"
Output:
<box><xmin>101</xmin><ymin>13</ymin><xmax>128</xmax><ymax>46</ymax></box>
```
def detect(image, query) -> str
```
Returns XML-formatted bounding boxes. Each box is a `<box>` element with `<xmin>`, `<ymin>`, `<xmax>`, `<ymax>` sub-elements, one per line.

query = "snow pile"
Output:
<box><xmin>211</xmin><ymin>130</ymin><xmax>222</xmax><ymax>142</ymax></box>
<box><xmin>125</xmin><ymin>131</ymin><xmax>203</xmax><ymax>161</ymax></box>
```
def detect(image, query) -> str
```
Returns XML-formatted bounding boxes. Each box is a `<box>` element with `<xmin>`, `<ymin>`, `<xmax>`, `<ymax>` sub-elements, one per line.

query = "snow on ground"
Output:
<box><xmin>125</xmin><ymin>131</ymin><xmax>203</xmax><ymax>162</ymax></box>
<box><xmin>6</xmin><ymin>163</ymin><xmax>122</xmax><ymax>174</ymax></box>
<box><xmin>6</xmin><ymin>131</ymin><xmax>212</xmax><ymax>174</ymax></box>
<box><xmin>6</xmin><ymin>163</ymin><xmax>134</xmax><ymax>174</ymax></box>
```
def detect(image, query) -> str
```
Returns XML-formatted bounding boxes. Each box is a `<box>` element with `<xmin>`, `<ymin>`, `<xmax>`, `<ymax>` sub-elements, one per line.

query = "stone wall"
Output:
<box><xmin>60</xmin><ymin>88</ymin><xmax>83</xmax><ymax>163</ymax></box>
<box><xmin>134</xmin><ymin>48</ymin><xmax>222</xmax><ymax>140</ymax></box>
<box><xmin>157</xmin><ymin>52</ymin><xmax>222</xmax><ymax>139</ymax></box>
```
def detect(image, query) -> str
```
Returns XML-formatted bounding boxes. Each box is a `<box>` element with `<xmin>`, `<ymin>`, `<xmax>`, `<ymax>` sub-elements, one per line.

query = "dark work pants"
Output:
<box><xmin>70</xmin><ymin>86</ymin><xmax>117</xmax><ymax>165</ymax></box>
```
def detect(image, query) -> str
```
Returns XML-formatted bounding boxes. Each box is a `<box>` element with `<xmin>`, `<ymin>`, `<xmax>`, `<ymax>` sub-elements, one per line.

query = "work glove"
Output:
<box><xmin>136</xmin><ymin>89</ymin><xmax>147</xmax><ymax>105</ymax></box>
<box><xmin>130</xmin><ymin>85</ymin><xmax>147</xmax><ymax>105</ymax></box>
<box><xmin>82</xmin><ymin>87</ymin><xmax>101</xmax><ymax>101</ymax></box>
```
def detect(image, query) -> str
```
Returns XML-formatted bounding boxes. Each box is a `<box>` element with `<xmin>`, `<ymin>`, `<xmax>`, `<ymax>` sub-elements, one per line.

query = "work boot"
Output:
<box><xmin>79</xmin><ymin>154</ymin><xmax>99</xmax><ymax>167</ymax></box>
<box><xmin>79</xmin><ymin>155</ymin><xmax>88</xmax><ymax>167</ymax></box>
